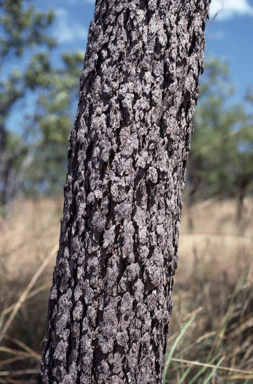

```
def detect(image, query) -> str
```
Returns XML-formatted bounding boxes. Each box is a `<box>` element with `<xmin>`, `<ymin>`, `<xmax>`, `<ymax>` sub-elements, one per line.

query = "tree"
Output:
<box><xmin>186</xmin><ymin>58</ymin><xmax>253</xmax><ymax>223</ymax></box>
<box><xmin>40</xmin><ymin>0</ymin><xmax>211</xmax><ymax>383</ymax></box>
<box><xmin>234</xmin><ymin>133</ymin><xmax>253</xmax><ymax>219</ymax></box>
<box><xmin>0</xmin><ymin>0</ymin><xmax>83</xmax><ymax>211</ymax></box>
<box><xmin>185</xmin><ymin>58</ymin><xmax>234</xmax><ymax>202</ymax></box>
<box><xmin>232</xmin><ymin>88</ymin><xmax>253</xmax><ymax>220</ymax></box>
<box><xmin>0</xmin><ymin>0</ymin><xmax>54</xmax><ymax>207</ymax></box>
<box><xmin>23</xmin><ymin>51</ymin><xmax>84</xmax><ymax>197</ymax></box>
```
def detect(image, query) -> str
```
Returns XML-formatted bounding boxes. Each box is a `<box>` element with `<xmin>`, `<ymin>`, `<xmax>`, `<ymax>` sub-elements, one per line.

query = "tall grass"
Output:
<box><xmin>0</xmin><ymin>198</ymin><xmax>253</xmax><ymax>382</ymax></box>
<box><xmin>0</xmin><ymin>199</ymin><xmax>61</xmax><ymax>383</ymax></box>
<box><xmin>164</xmin><ymin>198</ymin><xmax>253</xmax><ymax>383</ymax></box>
<box><xmin>164</xmin><ymin>256</ymin><xmax>253</xmax><ymax>383</ymax></box>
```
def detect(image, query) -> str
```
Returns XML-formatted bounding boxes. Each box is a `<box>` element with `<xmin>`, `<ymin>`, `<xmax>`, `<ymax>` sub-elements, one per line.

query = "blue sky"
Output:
<box><xmin>34</xmin><ymin>0</ymin><xmax>253</xmax><ymax>107</ymax></box>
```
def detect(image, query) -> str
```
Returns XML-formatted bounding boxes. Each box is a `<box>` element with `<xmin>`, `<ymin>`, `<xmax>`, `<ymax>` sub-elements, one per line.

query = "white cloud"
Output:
<box><xmin>54</xmin><ymin>8</ymin><xmax>88</xmax><ymax>44</ymax></box>
<box><xmin>210</xmin><ymin>0</ymin><xmax>253</xmax><ymax>20</ymax></box>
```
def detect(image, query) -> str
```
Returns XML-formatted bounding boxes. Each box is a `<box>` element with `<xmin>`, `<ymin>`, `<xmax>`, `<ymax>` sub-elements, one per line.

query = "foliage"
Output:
<box><xmin>0</xmin><ymin>0</ymin><xmax>84</xmax><ymax>211</ymax></box>
<box><xmin>186</xmin><ymin>58</ymin><xmax>253</xmax><ymax>219</ymax></box>
<box><xmin>0</xmin><ymin>0</ymin><xmax>55</xmax><ymax>58</ymax></box>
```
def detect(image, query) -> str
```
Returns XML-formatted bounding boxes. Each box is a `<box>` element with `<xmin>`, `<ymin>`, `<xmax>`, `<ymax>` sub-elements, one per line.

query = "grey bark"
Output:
<box><xmin>40</xmin><ymin>0</ymin><xmax>211</xmax><ymax>383</ymax></box>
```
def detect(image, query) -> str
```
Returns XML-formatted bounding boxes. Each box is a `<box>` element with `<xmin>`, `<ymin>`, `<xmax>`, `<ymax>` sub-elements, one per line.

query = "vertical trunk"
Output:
<box><xmin>186</xmin><ymin>175</ymin><xmax>201</xmax><ymax>231</ymax></box>
<box><xmin>40</xmin><ymin>1</ymin><xmax>210</xmax><ymax>383</ymax></box>
<box><xmin>236</xmin><ymin>182</ymin><xmax>246</xmax><ymax>221</ymax></box>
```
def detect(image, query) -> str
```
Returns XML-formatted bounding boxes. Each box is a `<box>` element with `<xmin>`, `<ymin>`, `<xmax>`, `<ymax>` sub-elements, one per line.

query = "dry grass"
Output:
<box><xmin>0</xmin><ymin>198</ymin><xmax>62</xmax><ymax>382</ymax></box>
<box><xmin>0</xmin><ymin>197</ymin><xmax>253</xmax><ymax>382</ymax></box>
<box><xmin>167</xmin><ymin>198</ymin><xmax>253</xmax><ymax>383</ymax></box>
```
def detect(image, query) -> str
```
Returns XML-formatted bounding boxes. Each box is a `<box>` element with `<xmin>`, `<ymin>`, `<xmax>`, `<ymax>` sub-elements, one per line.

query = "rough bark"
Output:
<box><xmin>40</xmin><ymin>0</ymin><xmax>211</xmax><ymax>383</ymax></box>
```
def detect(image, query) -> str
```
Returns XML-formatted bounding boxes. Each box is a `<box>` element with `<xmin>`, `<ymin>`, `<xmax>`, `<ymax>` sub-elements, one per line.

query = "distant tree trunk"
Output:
<box><xmin>186</xmin><ymin>174</ymin><xmax>202</xmax><ymax>230</ymax></box>
<box><xmin>237</xmin><ymin>184</ymin><xmax>245</xmax><ymax>221</ymax></box>
<box><xmin>236</xmin><ymin>175</ymin><xmax>249</xmax><ymax>221</ymax></box>
<box><xmin>40</xmin><ymin>0</ymin><xmax>211</xmax><ymax>383</ymax></box>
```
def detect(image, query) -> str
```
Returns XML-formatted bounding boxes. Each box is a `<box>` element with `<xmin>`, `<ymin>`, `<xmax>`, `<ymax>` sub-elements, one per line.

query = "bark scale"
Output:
<box><xmin>40</xmin><ymin>0</ymin><xmax>211</xmax><ymax>383</ymax></box>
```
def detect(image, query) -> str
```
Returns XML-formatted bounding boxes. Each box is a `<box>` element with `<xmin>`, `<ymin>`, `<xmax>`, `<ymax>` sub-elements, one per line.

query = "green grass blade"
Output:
<box><xmin>178</xmin><ymin>366</ymin><xmax>192</xmax><ymax>384</ymax></box>
<box><xmin>163</xmin><ymin>313</ymin><xmax>196</xmax><ymax>383</ymax></box>
<box><xmin>188</xmin><ymin>354</ymin><xmax>221</xmax><ymax>384</ymax></box>
<box><xmin>202</xmin><ymin>356</ymin><xmax>225</xmax><ymax>384</ymax></box>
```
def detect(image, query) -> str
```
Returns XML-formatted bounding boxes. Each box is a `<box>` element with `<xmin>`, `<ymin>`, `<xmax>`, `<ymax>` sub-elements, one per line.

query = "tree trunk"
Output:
<box><xmin>237</xmin><ymin>185</ymin><xmax>245</xmax><ymax>221</ymax></box>
<box><xmin>40</xmin><ymin>1</ymin><xmax>211</xmax><ymax>383</ymax></box>
<box><xmin>236</xmin><ymin>177</ymin><xmax>248</xmax><ymax>222</ymax></box>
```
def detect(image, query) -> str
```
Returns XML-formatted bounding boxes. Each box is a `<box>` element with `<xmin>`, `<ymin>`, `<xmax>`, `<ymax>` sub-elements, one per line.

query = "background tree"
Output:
<box><xmin>186</xmin><ymin>58</ymin><xmax>253</xmax><ymax>224</ymax></box>
<box><xmin>23</xmin><ymin>51</ymin><xmax>84</xmax><ymax>196</ymax></box>
<box><xmin>231</xmin><ymin>87</ymin><xmax>253</xmax><ymax>220</ymax></box>
<box><xmin>39</xmin><ymin>0</ymin><xmax>211</xmax><ymax>383</ymax></box>
<box><xmin>0</xmin><ymin>0</ymin><xmax>54</xmax><ymax>207</ymax></box>
<box><xmin>227</xmin><ymin>117</ymin><xmax>253</xmax><ymax>220</ymax></box>
<box><xmin>0</xmin><ymin>0</ymin><xmax>83</xmax><ymax>212</ymax></box>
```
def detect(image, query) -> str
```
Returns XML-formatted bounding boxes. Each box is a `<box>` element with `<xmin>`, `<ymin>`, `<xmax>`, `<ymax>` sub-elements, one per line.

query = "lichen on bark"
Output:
<box><xmin>40</xmin><ymin>0</ymin><xmax>211</xmax><ymax>383</ymax></box>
